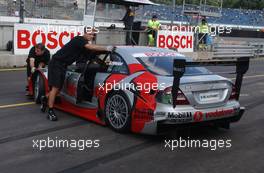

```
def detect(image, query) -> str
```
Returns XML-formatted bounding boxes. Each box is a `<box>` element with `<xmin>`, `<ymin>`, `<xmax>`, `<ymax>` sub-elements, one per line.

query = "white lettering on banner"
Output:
<box><xmin>13</xmin><ymin>24</ymin><xmax>87</xmax><ymax>55</ymax></box>
<box><xmin>132</xmin><ymin>52</ymin><xmax>184</xmax><ymax>58</ymax></box>
<box><xmin>157</xmin><ymin>30</ymin><xmax>194</xmax><ymax>52</ymax></box>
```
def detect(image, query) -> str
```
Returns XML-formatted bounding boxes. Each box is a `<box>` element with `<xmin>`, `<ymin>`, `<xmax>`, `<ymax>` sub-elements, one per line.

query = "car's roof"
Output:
<box><xmin>114</xmin><ymin>46</ymin><xmax>186</xmax><ymax>64</ymax></box>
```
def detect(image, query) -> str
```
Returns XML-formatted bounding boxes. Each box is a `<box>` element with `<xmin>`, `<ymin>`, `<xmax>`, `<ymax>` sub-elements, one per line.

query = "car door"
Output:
<box><xmin>60</xmin><ymin>66</ymin><xmax>82</xmax><ymax>103</ymax></box>
<box><xmin>93</xmin><ymin>52</ymin><xmax>129</xmax><ymax>108</ymax></box>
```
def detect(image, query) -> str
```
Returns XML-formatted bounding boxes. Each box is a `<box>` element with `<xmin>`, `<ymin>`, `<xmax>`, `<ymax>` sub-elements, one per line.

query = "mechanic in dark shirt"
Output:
<box><xmin>41</xmin><ymin>27</ymin><xmax>114</xmax><ymax>121</ymax></box>
<box><xmin>121</xmin><ymin>6</ymin><xmax>135</xmax><ymax>45</ymax></box>
<box><xmin>26</xmin><ymin>43</ymin><xmax>50</xmax><ymax>94</ymax></box>
<box><xmin>26</xmin><ymin>43</ymin><xmax>50</xmax><ymax>82</ymax></box>
<box><xmin>121</xmin><ymin>6</ymin><xmax>134</xmax><ymax>30</ymax></box>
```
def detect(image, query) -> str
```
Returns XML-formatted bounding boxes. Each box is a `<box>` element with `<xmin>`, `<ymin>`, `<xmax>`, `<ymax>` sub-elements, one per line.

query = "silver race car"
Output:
<box><xmin>30</xmin><ymin>46</ymin><xmax>249</xmax><ymax>134</ymax></box>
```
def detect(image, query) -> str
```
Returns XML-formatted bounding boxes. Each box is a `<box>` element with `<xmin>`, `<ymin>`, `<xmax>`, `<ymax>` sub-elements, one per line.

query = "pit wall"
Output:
<box><xmin>0</xmin><ymin>25</ymin><xmax>263</xmax><ymax>67</ymax></box>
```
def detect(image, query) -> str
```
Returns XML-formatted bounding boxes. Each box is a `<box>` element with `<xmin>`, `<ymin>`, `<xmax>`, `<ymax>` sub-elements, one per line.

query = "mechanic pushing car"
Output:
<box><xmin>40</xmin><ymin>27</ymin><xmax>114</xmax><ymax>121</ymax></box>
<box><xmin>26</xmin><ymin>43</ymin><xmax>50</xmax><ymax>94</ymax></box>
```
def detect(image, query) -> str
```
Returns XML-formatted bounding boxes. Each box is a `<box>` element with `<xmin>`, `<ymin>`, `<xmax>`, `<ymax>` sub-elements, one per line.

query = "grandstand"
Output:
<box><xmin>0</xmin><ymin>0</ymin><xmax>263</xmax><ymax>27</ymax></box>
<box><xmin>140</xmin><ymin>4</ymin><xmax>264</xmax><ymax>27</ymax></box>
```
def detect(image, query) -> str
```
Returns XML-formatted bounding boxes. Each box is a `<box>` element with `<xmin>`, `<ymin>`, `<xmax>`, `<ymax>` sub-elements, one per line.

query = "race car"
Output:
<box><xmin>27</xmin><ymin>46</ymin><xmax>249</xmax><ymax>134</ymax></box>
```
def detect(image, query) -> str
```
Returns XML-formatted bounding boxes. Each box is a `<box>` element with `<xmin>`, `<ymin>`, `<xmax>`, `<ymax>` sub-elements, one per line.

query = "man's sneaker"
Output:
<box><xmin>47</xmin><ymin>109</ymin><xmax>58</xmax><ymax>121</ymax></box>
<box><xmin>25</xmin><ymin>92</ymin><xmax>31</xmax><ymax>96</ymax></box>
<box><xmin>40</xmin><ymin>96</ymin><xmax>47</xmax><ymax>113</ymax></box>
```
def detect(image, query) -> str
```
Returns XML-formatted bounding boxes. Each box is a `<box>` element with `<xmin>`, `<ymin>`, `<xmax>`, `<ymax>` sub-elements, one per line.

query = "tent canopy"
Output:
<box><xmin>94</xmin><ymin>0</ymin><xmax>155</xmax><ymax>6</ymax></box>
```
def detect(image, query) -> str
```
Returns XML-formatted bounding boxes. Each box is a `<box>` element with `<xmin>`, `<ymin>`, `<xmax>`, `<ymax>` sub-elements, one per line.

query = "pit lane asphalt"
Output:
<box><xmin>0</xmin><ymin>59</ymin><xmax>264</xmax><ymax>173</ymax></box>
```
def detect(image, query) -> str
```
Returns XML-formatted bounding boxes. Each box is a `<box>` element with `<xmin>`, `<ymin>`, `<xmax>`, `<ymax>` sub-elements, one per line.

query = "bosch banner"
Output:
<box><xmin>157</xmin><ymin>30</ymin><xmax>194</xmax><ymax>52</ymax></box>
<box><xmin>14</xmin><ymin>23</ymin><xmax>84</xmax><ymax>55</ymax></box>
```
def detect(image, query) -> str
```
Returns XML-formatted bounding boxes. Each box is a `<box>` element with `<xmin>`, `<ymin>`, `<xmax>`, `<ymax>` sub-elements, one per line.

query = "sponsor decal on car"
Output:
<box><xmin>205</xmin><ymin>109</ymin><xmax>235</xmax><ymax>119</ymax></box>
<box><xmin>193</xmin><ymin>109</ymin><xmax>235</xmax><ymax>122</ymax></box>
<box><xmin>167</xmin><ymin>112</ymin><xmax>192</xmax><ymax>123</ymax></box>
<box><xmin>134</xmin><ymin>109</ymin><xmax>154</xmax><ymax>121</ymax></box>
<box><xmin>193</xmin><ymin>111</ymin><xmax>203</xmax><ymax>122</ymax></box>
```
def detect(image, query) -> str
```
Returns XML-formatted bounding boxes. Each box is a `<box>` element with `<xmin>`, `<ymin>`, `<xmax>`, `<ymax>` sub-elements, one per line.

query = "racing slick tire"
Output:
<box><xmin>105</xmin><ymin>91</ymin><xmax>131</xmax><ymax>133</ymax></box>
<box><xmin>34</xmin><ymin>74</ymin><xmax>45</xmax><ymax>104</ymax></box>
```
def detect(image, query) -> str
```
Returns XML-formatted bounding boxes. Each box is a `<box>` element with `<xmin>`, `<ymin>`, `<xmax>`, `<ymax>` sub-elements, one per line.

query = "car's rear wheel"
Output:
<box><xmin>34</xmin><ymin>75</ymin><xmax>45</xmax><ymax>104</ymax></box>
<box><xmin>105</xmin><ymin>92</ymin><xmax>131</xmax><ymax>132</ymax></box>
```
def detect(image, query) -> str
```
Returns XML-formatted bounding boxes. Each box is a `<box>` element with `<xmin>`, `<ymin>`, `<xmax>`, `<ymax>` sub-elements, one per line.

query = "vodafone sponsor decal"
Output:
<box><xmin>157</xmin><ymin>30</ymin><xmax>194</xmax><ymax>52</ymax></box>
<box><xmin>205</xmin><ymin>109</ymin><xmax>235</xmax><ymax>119</ymax></box>
<box><xmin>14</xmin><ymin>24</ymin><xmax>86</xmax><ymax>55</ymax></box>
<box><xmin>193</xmin><ymin>108</ymin><xmax>235</xmax><ymax>122</ymax></box>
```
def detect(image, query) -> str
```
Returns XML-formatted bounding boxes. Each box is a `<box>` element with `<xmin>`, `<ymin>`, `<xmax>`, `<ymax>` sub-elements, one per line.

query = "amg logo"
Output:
<box><xmin>167</xmin><ymin>112</ymin><xmax>192</xmax><ymax>122</ymax></box>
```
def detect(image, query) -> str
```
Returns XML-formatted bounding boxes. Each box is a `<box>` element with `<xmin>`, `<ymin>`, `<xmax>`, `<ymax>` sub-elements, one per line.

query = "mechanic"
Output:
<box><xmin>147</xmin><ymin>15</ymin><xmax>161</xmax><ymax>47</ymax></box>
<box><xmin>198</xmin><ymin>18</ymin><xmax>209</xmax><ymax>50</ymax></box>
<box><xmin>26</xmin><ymin>43</ymin><xmax>50</xmax><ymax>93</ymax></box>
<box><xmin>121</xmin><ymin>5</ymin><xmax>135</xmax><ymax>45</ymax></box>
<box><xmin>40</xmin><ymin>27</ymin><xmax>114</xmax><ymax>121</ymax></box>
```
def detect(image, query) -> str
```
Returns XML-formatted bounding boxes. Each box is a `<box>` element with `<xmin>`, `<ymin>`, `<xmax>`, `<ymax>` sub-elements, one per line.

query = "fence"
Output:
<box><xmin>0</xmin><ymin>0</ymin><xmax>84</xmax><ymax>20</ymax></box>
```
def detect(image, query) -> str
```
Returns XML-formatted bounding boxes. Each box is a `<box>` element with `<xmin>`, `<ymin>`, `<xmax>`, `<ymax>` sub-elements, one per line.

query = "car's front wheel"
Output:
<box><xmin>105</xmin><ymin>92</ymin><xmax>131</xmax><ymax>132</ymax></box>
<box><xmin>34</xmin><ymin>75</ymin><xmax>45</xmax><ymax>104</ymax></box>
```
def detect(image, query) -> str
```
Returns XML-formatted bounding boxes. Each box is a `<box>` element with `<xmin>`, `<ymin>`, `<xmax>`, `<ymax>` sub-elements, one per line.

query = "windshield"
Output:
<box><xmin>137</xmin><ymin>56</ymin><xmax>212</xmax><ymax>76</ymax></box>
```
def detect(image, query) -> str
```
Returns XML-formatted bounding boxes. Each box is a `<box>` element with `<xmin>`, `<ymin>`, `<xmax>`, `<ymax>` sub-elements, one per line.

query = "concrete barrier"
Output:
<box><xmin>0</xmin><ymin>51</ymin><xmax>27</xmax><ymax>68</ymax></box>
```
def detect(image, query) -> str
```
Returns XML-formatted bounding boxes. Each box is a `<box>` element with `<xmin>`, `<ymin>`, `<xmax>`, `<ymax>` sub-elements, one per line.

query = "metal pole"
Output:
<box><xmin>92</xmin><ymin>0</ymin><xmax>97</xmax><ymax>27</ymax></box>
<box><xmin>204</xmin><ymin>0</ymin><xmax>207</xmax><ymax>12</ymax></box>
<box><xmin>19</xmin><ymin>0</ymin><xmax>24</xmax><ymax>23</ymax></box>
<box><xmin>220</xmin><ymin>0</ymin><xmax>223</xmax><ymax>14</ymax></box>
<box><xmin>171</xmin><ymin>0</ymin><xmax>175</xmax><ymax>26</ymax></box>
<box><xmin>85</xmin><ymin>0</ymin><xmax>88</xmax><ymax>15</ymax></box>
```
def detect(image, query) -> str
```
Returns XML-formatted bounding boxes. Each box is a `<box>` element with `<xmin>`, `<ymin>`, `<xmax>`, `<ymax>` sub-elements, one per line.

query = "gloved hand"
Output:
<box><xmin>106</xmin><ymin>46</ymin><xmax>116</xmax><ymax>52</ymax></box>
<box><xmin>31</xmin><ymin>67</ymin><xmax>36</xmax><ymax>73</ymax></box>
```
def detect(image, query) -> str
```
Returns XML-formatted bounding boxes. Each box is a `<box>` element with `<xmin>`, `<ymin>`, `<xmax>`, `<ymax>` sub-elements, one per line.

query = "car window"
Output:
<box><xmin>107</xmin><ymin>53</ymin><xmax>128</xmax><ymax>74</ymax></box>
<box><xmin>137</xmin><ymin>56</ymin><xmax>212</xmax><ymax>76</ymax></box>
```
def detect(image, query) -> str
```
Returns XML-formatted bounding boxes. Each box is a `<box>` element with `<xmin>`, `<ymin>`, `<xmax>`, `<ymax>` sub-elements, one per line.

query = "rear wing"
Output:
<box><xmin>172</xmin><ymin>57</ymin><xmax>250</xmax><ymax>108</ymax></box>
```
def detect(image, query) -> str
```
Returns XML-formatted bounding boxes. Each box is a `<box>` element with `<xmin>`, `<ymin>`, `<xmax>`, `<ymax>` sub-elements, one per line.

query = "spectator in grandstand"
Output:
<box><xmin>40</xmin><ymin>27</ymin><xmax>114</xmax><ymax>121</ymax></box>
<box><xmin>73</xmin><ymin>1</ymin><xmax>78</xmax><ymax>9</ymax></box>
<box><xmin>147</xmin><ymin>15</ymin><xmax>161</xmax><ymax>47</ymax></box>
<box><xmin>198</xmin><ymin>18</ymin><xmax>209</xmax><ymax>50</ymax></box>
<box><xmin>121</xmin><ymin>6</ymin><xmax>135</xmax><ymax>45</ymax></box>
<box><xmin>26</xmin><ymin>43</ymin><xmax>50</xmax><ymax>94</ymax></box>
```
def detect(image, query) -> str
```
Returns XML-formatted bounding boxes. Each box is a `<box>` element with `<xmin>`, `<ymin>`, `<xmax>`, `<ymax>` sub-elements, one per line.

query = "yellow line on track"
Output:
<box><xmin>0</xmin><ymin>68</ymin><xmax>26</xmax><ymax>72</ymax></box>
<box><xmin>0</xmin><ymin>102</ymin><xmax>35</xmax><ymax>109</ymax></box>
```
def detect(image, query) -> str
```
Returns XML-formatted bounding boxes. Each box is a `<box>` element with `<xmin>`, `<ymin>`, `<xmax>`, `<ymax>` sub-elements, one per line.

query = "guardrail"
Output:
<box><xmin>248</xmin><ymin>42</ymin><xmax>264</xmax><ymax>58</ymax></box>
<box><xmin>212</xmin><ymin>44</ymin><xmax>255</xmax><ymax>59</ymax></box>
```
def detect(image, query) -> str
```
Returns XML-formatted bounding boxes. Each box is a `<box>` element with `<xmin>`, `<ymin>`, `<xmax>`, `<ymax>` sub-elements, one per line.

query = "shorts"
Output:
<box><xmin>48</xmin><ymin>59</ymin><xmax>67</xmax><ymax>89</ymax></box>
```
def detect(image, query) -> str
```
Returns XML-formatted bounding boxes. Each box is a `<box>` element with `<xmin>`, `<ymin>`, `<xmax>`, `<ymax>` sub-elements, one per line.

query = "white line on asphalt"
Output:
<box><xmin>230</xmin><ymin>74</ymin><xmax>264</xmax><ymax>80</ymax></box>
